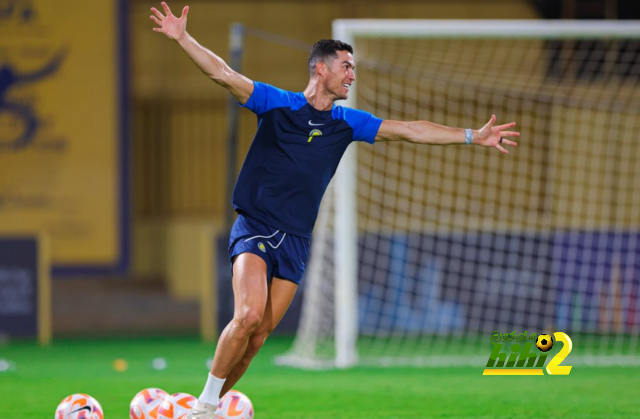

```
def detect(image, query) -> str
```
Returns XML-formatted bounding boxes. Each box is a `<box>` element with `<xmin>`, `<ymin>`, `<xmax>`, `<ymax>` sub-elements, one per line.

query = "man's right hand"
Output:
<box><xmin>151</xmin><ymin>1</ymin><xmax>189</xmax><ymax>41</ymax></box>
<box><xmin>149</xmin><ymin>1</ymin><xmax>254</xmax><ymax>104</ymax></box>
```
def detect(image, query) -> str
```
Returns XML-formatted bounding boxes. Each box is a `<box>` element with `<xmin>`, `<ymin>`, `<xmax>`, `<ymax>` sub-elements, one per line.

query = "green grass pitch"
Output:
<box><xmin>0</xmin><ymin>336</ymin><xmax>639</xmax><ymax>418</ymax></box>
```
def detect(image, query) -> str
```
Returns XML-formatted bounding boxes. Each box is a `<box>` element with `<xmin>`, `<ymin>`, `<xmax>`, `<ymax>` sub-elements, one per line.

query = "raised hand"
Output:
<box><xmin>150</xmin><ymin>2</ymin><xmax>189</xmax><ymax>41</ymax></box>
<box><xmin>475</xmin><ymin>115</ymin><xmax>519</xmax><ymax>153</ymax></box>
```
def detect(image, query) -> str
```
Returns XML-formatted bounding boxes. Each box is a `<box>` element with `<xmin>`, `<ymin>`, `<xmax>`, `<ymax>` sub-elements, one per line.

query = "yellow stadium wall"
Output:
<box><xmin>134</xmin><ymin>218</ymin><xmax>221</xmax><ymax>301</ymax></box>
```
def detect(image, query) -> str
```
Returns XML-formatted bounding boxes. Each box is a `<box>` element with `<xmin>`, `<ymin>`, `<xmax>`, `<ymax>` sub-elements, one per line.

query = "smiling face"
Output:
<box><xmin>320</xmin><ymin>50</ymin><xmax>356</xmax><ymax>101</ymax></box>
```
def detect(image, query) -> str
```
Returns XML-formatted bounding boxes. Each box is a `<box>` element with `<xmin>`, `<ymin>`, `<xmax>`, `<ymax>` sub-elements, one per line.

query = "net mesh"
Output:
<box><xmin>278</xmin><ymin>31</ymin><xmax>640</xmax><ymax>368</ymax></box>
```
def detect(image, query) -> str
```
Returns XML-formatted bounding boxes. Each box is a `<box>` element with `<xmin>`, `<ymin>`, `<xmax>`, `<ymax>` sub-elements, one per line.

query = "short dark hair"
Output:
<box><xmin>308</xmin><ymin>39</ymin><xmax>354</xmax><ymax>76</ymax></box>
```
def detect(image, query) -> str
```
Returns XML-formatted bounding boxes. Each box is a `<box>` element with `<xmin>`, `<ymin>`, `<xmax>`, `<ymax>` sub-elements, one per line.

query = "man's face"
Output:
<box><xmin>323</xmin><ymin>50</ymin><xmax>356</xmax><ymax>101</ymax></box>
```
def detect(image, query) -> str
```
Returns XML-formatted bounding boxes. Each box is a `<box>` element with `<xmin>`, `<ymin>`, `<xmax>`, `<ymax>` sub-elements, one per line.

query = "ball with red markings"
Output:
<box><xmin>55</xmin><ymin>393</ymin><xmax>104</xmax><ymax>419</ymax></box>
<box><xmin>216</xmin><ymin>390</ymin><xmax>254</xmax><ymax>419</ymax></box>
<box><xmin>130</xmin><ymin>387</ymin><xmax>169</xmax><ymax>419</ymax></box>
<box><xmin>157</xmin><ymin>393</ymin><xmax>197</xmax><ymax>419</ymax></box>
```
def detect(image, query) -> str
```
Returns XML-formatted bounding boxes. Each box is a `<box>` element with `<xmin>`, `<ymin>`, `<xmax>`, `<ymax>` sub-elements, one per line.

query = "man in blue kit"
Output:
<box><xmin>151</xmin><ymin>2</ymin><xmax>519</xmax><ymax>417</ymax></box>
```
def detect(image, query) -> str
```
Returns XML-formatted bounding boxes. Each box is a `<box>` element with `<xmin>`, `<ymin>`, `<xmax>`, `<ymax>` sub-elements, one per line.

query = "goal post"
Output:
<box><xmin>277</xmin><ymin>19</ymin><xmax>640</xmax><ymax>369</ymax></box>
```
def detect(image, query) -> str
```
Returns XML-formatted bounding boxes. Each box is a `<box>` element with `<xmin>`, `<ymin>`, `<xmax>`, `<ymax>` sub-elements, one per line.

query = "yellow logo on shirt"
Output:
<box><xmin>308</xmin><ymin>129</ymin><xmax>323</xmax><ymax>142</ymax></box>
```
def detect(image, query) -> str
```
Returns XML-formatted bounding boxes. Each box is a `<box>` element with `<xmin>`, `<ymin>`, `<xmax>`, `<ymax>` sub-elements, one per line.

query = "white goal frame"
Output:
<box><xmin>330</xmin><ymin>19</ymin><xmax>640</xmax><ymax>368</ymax></box>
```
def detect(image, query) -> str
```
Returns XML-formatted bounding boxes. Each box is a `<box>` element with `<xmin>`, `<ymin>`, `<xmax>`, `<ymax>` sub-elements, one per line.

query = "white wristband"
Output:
<box><xmin>464</xmin><ymin>129</ymin><xmax>473</xmax><ymax>145</ymax></box>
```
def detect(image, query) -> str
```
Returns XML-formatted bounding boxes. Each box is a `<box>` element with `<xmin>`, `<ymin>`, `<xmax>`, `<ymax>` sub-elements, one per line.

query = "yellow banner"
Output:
<box><xmin>0</xmin><ymin>0</ymin><xmax>126</xmax><ymax>272</ymax></box>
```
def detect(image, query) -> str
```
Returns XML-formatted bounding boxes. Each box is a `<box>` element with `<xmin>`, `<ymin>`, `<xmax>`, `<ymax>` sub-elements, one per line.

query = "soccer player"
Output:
<box><xmin>150</xmin><ymin>2</ymin><xmax>519</xmax><ymax>417</ymax></box>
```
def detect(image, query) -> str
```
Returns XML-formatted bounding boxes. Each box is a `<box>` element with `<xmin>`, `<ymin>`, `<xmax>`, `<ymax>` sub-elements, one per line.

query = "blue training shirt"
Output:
<box><xmin>233</xmin><ymin>81</ymin><xmax>383</xmax><ymax>238</ymax></box>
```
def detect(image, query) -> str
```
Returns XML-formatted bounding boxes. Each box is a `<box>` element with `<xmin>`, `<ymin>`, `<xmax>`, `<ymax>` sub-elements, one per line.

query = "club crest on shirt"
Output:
<box><xmin>258</xmin><ymin>242</ymin><xmax>267</xmax><ymax>253</ymax></box>
<box><xmin>307</xmin><ymin>129</ymin><xmax>323</xmax><ymax>142</ymax></box>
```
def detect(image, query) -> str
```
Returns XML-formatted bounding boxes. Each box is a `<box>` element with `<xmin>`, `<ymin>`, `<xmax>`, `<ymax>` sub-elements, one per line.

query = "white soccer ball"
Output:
<box><xmin>216</xmin><ymin>390</ymin><xmax>254</xmax><ymax>419</ymax></box>
<box><xmin>157</xmin><ymin>392</ymin><xmax>197</xmax><ymax>419</ymax></box>
<box><xmin>130</xmin><ymin>387</ymin><xmax>169</xmax><ymax>419</ymax></box>
<box><xmin>55</xmin><ymin>393</ymin><xmax>104</xmax><ymax>419</ymax></box>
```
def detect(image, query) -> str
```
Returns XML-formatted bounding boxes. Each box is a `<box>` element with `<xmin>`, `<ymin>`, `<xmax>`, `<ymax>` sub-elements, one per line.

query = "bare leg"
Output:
<box><xmin>221</xmin><ymin>277</ymin><xmax>297</xmax><ymax>395</ymax></box>
<box><xmin>210</xmin><ymin>253</ymin><xmax>269</xmax><ymax>379</ymax></box>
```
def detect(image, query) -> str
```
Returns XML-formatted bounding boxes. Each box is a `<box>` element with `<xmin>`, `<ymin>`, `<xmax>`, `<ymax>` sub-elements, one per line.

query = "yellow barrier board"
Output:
<box><xmin>0</xmin><ymin>0</ymin><xmax>127</xmax><ymax>272</ymax></box>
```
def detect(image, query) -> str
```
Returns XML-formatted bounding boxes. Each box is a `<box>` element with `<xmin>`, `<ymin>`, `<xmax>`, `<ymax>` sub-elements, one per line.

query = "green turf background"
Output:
<box><xmin>0</xmin><ymin>336</ymin><xmax>638</xmax><ymax>418</ymax></box>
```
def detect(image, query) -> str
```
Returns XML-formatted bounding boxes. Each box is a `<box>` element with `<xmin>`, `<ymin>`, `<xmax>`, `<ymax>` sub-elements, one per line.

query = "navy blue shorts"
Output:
<box><xmin>228</xmin><ymin>213</ymin><xmax>311</xmax><ymax>284</ymax></box>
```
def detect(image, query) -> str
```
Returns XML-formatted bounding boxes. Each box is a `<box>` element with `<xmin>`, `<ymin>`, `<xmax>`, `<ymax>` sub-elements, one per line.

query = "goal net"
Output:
<box><xmin>277</xmin><ymin>20</ymin><xmax>640</xmax><ymax>368</ymax></box>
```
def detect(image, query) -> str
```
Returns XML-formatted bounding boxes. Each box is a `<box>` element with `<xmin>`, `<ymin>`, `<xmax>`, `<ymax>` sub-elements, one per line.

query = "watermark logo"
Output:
<box><xmin>483</xmin><ymin>331</ymin><xmax>573</xmax><ymax>376</ymax></box>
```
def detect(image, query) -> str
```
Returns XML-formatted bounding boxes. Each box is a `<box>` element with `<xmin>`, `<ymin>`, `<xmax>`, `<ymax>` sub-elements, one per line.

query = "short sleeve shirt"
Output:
<box><xmin>233</xmin><ymin>81</ymin><xmax>383</xmax><ymax>237</ymax></box>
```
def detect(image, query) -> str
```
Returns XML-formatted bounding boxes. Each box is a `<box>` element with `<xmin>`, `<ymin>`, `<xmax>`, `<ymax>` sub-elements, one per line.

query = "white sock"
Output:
<box><xmin>198</xmin><ymin>373</ymin><xmax>226</xmax><ymax>407</ymax></box>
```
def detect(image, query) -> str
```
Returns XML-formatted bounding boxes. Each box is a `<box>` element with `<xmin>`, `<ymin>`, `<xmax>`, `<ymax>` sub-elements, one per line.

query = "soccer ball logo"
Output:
<box><xmin>157</xmin><ymin>393</ymin><xmax>197</xmax><ymax>419</ymax></box>
<box><xmin>130</xmin><ymin>387</ymin><xmax>169</xmax><ymax>419</ymax></box>
<box><xmin>216</xmin><ymin>390</ymin><xmax>254</xmax><ymax>419</ymax></box>
<box><xmin>55</xmin><ymin>393</ymin><xmax>104</xmax><ymax>419</ymax></box>
<box><xmin>536</xmin><ymin>334</ymin><xmax>554</xmax><ymax>352</ymax></box>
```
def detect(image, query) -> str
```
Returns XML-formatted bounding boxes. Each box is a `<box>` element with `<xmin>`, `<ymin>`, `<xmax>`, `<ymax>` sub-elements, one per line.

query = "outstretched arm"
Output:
<box><xmin>150</xmin><ymin>2</ymin><xmax>253</xmax><ymax>104</ymax></box>
<box><xmin>375</xmin><ymin>115</ymin><xmax>519</xmax><ymax>154</ymax></box>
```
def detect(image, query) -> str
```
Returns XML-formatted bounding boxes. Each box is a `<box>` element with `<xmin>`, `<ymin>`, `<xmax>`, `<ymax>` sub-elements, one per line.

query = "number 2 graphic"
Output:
<box><xmin>546</xmin><ymin>332</ymin><xmax>573</xmax><ymax>375</ymax></box>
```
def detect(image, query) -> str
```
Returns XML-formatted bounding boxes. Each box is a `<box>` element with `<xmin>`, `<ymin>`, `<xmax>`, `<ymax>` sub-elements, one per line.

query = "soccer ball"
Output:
<box><xmin>157</xmin><ymin>393</ymin><xmax>197</xmax><ymax>419</ymax></box>
<box><xmin>216</xmin><ymin>390</ymin><xmax>254</xmax><ymax>419</ymax></box>
<box><xmin>536</xmin><ymin>334</ymin><xmax>554</xmax><ymax>352</ymax></box>
<box><xmin>130</xmin><ymin>388</ymin><xmax>169</xmax><ymax>419</ymax></box>
<box><xmin>55</xmin><ymin>393</ymin><xmax>104</xmax><ymax>419</ymax></box>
